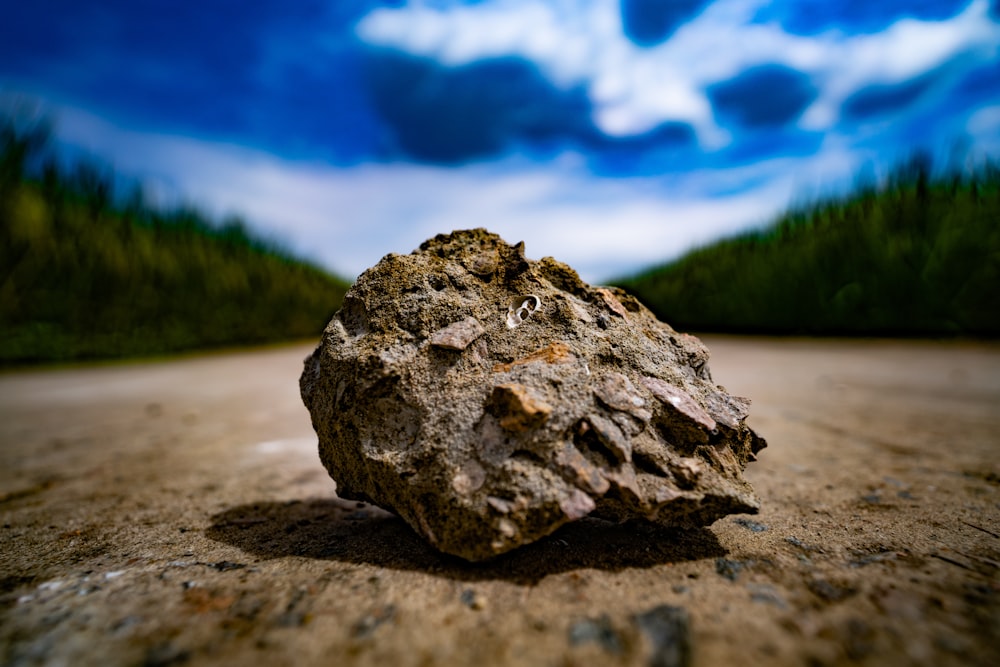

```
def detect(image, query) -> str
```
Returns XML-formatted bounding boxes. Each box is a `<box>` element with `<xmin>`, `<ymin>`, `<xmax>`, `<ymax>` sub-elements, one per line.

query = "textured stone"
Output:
<box><xmin>429</xmin><ymin>317</ymin><xmax>485</xmax><ymax>351</ymax></box>
<box><xmin>300</xmin><ymin>229</ymin><xmax>766</xmax><ymax>561</ymax></box>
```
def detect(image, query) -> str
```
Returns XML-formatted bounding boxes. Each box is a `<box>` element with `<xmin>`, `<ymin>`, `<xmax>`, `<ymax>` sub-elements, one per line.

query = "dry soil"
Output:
<box><xmin>1</xmin><ymin>337</ymin><xmax>998</xmax><ymax>666</ymax></box>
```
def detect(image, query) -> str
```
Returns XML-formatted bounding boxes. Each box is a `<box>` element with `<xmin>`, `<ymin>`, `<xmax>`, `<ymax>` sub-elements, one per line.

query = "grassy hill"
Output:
<box><xmin>1</xmin><ymin>115</ymin><xmax>349</xmax><ymax>364</ymax></box>
<box><xmin>618</xmin><ymin>155</ymin><xmax>1000</xmax><ymax>337</ymax></box>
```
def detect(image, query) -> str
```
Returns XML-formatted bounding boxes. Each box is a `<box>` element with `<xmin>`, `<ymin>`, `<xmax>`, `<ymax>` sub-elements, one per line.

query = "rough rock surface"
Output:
<box><xmin>300</xmin><ymin>229</ymin><xmax>766</xmax><ymax>561</ymax></box>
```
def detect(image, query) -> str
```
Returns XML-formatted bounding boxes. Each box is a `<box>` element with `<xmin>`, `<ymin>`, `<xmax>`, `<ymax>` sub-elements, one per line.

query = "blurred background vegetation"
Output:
<box><xmin>619</xmin><ymin>154</ymin><xmax>1000</xmax><ymax>337</ymax></box>
<box><xmin>1</xmin><ymin>114</ymin><xmax>348</xmax><ymax>365</ymax></box>
<box><xmin>3</xmin><ymin>110</ymin><xmax>998</xmax><ymax>367</ymax></box>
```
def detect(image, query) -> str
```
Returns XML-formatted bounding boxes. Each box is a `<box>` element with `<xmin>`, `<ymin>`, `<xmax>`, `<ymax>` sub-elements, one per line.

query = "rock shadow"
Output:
<box><xmin>205</xmin><ymin>497</ymin><xmax>726</xmax><ymax>585</ymax></box>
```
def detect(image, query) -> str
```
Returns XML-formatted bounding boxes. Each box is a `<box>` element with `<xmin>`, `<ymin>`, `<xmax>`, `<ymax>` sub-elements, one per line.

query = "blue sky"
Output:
<box><xmin>2</xmin><ymin>0</ymin><xmax>999</xmax><ymax>282</ymax></box>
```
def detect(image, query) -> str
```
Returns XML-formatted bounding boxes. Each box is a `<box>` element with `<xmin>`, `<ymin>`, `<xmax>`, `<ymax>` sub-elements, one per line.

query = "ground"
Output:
<box><xmin>1</xmin><ymin>337</ymin><xmax>998</xmax><ymax>666</ymax></box>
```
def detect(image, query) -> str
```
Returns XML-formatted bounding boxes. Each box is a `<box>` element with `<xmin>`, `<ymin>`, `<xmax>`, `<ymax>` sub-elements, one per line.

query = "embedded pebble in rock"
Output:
<box><xmin>429</xmin><ymin>317</ymin><xmax>485</xmax><ymax>351</ymax></box>
<box><xmin>300</xmin><ymin>229</ymin><xmax>766</xmax><ymax>561</ymax></box>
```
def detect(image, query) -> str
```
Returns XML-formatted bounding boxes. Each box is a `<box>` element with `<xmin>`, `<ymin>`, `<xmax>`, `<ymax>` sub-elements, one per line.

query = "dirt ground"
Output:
<box><xmin>1</xmin><ymin>336</ymin><xmax>998</xmax><ymax>667</ymax></box>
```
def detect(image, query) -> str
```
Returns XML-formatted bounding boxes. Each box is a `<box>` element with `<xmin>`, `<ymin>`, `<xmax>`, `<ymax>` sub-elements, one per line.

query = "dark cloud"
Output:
<box><xmin>364</xmin><ymin>48</ymin><xmax>703</xmax><ymax>172</ymax></box>
<box><xmin>0</xmin><ymin>1</ymin><xmax>326</xmax><ymax>75</ymax></box>
<box><xmin>0</xmin><ymin>3</ymin><xmax>110</xmax><ymax>72</ymax></box>
<box><xmin>842</xmin><ymin>73</ymin><xmax>939</xmax><ymax>121</ymax></box>
<box><xmin>588</xmin><ymin>122</ymin><xmax>698</xmax><ymax>175</ymax></box>
<box><xmin>720</xmin><ymin>129</ymin><xmax>824</xmax><ymax>168</ymax></box>
<box><xmin>620</xmin><ymin>0</ymin><xmax>712</xmax><ymax>47</ymax></box>
<box><xmin>955</xmin><ymin>60</ymin><xmax>1000</xmax><ymax>105</ymax></box>
<box><xmin>752</xmin><ymin>0</ymin><xmax>971</xmax><ymax>35</ymax></box>
<box><xmin>1</xmin><ymin>0</ymin><xmax>995</xmax><ymax>183</ymax></box>
<box><xmin>366</xmin><ymin>49</ymin><xmax>613</xmax><ymax>164</ymax></box>
<box><xmin>0</xmin><ymin>0</ymin><xmax>390</xmax><ymax>162</ymax></box>
<box><xmin>707</xmin><ymin>65</ymin><xmax>817</xmax><ymax>128</ymax></box>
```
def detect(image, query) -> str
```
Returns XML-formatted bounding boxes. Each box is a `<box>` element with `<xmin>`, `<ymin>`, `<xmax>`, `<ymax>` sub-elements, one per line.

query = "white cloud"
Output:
<box><xmin>51</xmin><ymin>106</ymin><xmax>866</xmax><ymax>283</ymax></box>
<box><xmin>968</xmin><ymin>104</ymin><xmax>1000</xmax><ymax>136</ymax></box>
<box><xmin>802</xmin><ymin>1</ymin><xmax>1000</xmax><ymax>128</ymax></box>
<box><xmin>967</xmin><ymin>104</ymin><xmax>1000</xmax><ymax>155</ymax></box>
<box><xmin>357</xmin><ymin>0</ymin><xmax>1000</xmax><ymax>141</ymax></box>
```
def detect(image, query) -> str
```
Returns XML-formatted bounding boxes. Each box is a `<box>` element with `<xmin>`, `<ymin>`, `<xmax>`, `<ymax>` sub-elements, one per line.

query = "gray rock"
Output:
<box><xmin>300</xmin><ymin>229</ymin><xmax>766</xmax><ymax>561</ymax></box>
<box><xmin>568</xmin><ymin>615</ymin><xmax>623</xmax><ymax>654</ymax></box>
<box><xmin>633</xmin><ymin>605</ymin><xmax>691</xmax><ymax>667</ymax></box>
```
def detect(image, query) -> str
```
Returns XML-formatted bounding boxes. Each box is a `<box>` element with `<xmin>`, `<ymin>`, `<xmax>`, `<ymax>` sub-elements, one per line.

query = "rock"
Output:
<box><xmin>748</xmin><ymin>583</ymin><xmax>787</xmax><ymax>608</ymax></box>
<box><xmin>808</xmin><ymin>578</ymin><xmax>857</xmax><ymax>602</ymax></box>
<box><xmin>734</xmin><ymin>518</ymin><xmax>768</xmax><ymax>532</ymax></box>
<box><xmin>429</xmin><ymin>316</ymin><xmax>485</xmax><ymax>351</ymax></box>
<box><xmin>568</xmin><ymin>615</ymin><xmax>624</xmax><ymax>654</ymax></box>
<box><xmin>633</xmin><ymin>605</ymin><xmax>692</xmax><ymax>667</ymax></box>
<box><xmin>460</xmin><ymin>588</ymin><xmax>488</xmax><ymax>611</ymax></box>
<box><xmin>715</xmin><ymin>558</ymin><xmax>746</xmax><ymax>581</ymax></box>
<box><xmin>300</xmin><ymin>229</ymin><xmax>766</xmax><ymax>561</ymax></box>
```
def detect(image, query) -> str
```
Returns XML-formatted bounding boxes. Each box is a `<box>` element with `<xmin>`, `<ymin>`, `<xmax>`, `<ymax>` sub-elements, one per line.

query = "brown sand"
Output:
<box><xmin>1</xmin><ymin>337</ymin><xmax>998</xmax><ymax>666</ymax></box>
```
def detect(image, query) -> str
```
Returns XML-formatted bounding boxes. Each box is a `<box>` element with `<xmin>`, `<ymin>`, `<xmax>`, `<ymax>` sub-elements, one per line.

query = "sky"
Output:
<box><xmin>2</xmin><ymin>0</ymin><xmax>999</xmax><ymax>282</ymax></box>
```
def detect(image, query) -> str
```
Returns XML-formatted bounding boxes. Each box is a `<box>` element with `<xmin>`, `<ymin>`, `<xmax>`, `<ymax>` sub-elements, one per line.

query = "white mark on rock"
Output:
<box><xmin>506</xmin><ymin>295</ymin><xmax>541</xmax><ymax>329</ymax></box>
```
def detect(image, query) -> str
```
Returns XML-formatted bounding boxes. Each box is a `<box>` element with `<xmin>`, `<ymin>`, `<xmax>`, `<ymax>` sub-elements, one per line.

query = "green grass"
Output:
<box><xmin>1</xmin><ymin>114</ymin><xmax>349</xmax><ymax>364</ymax></box>
<box><xmin>617</xmin><ymin>154</ymin><xmax>1000</xmax><ymax>337</ymax></box>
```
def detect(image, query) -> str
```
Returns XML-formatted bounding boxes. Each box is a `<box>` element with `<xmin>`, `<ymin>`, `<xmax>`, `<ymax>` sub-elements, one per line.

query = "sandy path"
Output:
<box><xmin>1</xmin><ymin>337</ymin><xmax>998</xmax><ymax>666</ymax></box>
